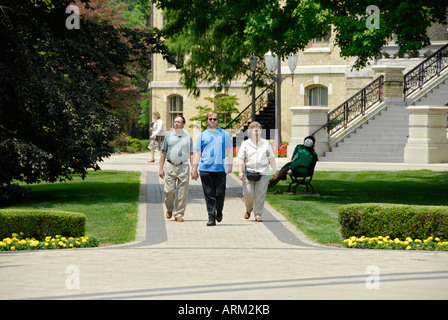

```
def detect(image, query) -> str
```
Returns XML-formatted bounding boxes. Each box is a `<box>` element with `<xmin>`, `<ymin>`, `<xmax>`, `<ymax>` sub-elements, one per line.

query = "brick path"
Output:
<box><xmin>1</xmin><ymin>153</ymin><xmax>447</xmax><ymax>300</ymax></box>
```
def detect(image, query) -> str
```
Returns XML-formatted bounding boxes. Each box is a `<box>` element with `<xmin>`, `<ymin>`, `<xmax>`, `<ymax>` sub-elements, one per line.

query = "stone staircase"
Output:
<box><xmin>226</xmin><ymin>84</ymin><xmax>275</xmax><ymax>144</ymax></box>
<box><xmin>321</xmin><ymin>66</ymin><xmax>448</xmax><ymax>162</ymax></box>
<box><xmin>411</xmin><ymin>78</ymin><xmax>448</xmax><ymax>106</ymax></box>
<box><xmin>232</xmin><ymin>101</ymin><xmax>275</xmax><ymax>145</ymax></box>
<box><xmin>321</xmin><ymin>104</ymin><xmax>409</xmax><ymax>162</ymax></box>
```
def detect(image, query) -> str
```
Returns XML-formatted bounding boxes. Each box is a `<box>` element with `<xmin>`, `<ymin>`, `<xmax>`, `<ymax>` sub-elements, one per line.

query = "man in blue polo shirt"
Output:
<box><xmin>191</xmin><ymin>112</ymin><xmax>233</xmax><ymax>226</ymax></box>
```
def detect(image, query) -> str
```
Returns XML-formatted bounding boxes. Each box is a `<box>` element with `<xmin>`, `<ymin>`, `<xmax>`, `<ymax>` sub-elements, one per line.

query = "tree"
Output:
<box><xmin>81</xmin><ymin>0</ymin><xmax>154</xmax><ymax>139</ymax></box>
<box><xmin>156</xmin><ymin>0</ymin><xmax>448</xmax><ymax>96</ymax></box>
<box><xmin>189</xmin><ymin>95</ymin><xmax>240</xmax><ymax>130</ymax></box>
<box><xmin>0</xmin><ymin>0</ymin><xmax>170</xmax><ymax>204</ymax></box>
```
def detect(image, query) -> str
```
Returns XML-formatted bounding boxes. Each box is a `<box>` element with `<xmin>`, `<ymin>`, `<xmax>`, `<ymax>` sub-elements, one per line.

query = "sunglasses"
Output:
<box><xmin>208</xmin><ymin>118</ymin><xmax>217</xmax><ymax>121</ymax></box>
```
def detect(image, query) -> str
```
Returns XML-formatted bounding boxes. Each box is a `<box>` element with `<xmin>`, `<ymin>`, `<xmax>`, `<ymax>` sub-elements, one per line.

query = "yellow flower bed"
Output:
<box><xmin>343</xmin><ymin>235</ymin><xmax>448</xmax><ymax>251</ymax></box>
<box><xmin>0</xmin><ymin>232</ymin><xmax>99</xmax><ymax>251</ymax></box>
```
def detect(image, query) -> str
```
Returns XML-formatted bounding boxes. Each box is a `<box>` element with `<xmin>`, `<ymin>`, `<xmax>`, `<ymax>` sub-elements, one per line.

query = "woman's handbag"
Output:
<box><xmin>245</xmin><ymin>166</ymin><xmax>262</xmax><ymax>181</ymax></box>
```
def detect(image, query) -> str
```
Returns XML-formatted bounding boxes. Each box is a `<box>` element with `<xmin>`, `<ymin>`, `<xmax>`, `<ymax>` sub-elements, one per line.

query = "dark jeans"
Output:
<box><xmin>199</xmin><ymin>171</ymin><xmax>227</xmax><ymax>221</ymax></box>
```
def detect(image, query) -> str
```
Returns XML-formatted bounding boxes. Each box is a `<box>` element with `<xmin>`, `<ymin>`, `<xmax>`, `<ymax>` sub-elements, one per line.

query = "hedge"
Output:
<box><xmin>338</xmin><ymin>203</ymin><xmax>448</xmax><ymax>240</ymax></box>
<box><xmin>0</xmin><ymin>209</ymin><xmax>86</xmax><ymax>240</ymax></box>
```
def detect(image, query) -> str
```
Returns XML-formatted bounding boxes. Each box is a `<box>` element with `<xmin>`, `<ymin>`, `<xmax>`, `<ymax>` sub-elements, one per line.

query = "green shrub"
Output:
<box><xmin>0</xmin><ymin>209</ymin><xmax>86</xmax><ymax>239</ymax></box>
<box><xmin>110</xmin><ymin>134</ymin><xmax>149</xmax><ymax>153</ymax></box>
<box><xmin>125</xmin><ymin>136</ymin><xmax>142</xmax><ymax>153</ymax></box>
<box><xmin>110</xmin><ymin>134</ymin><xmax>128</xmax><ymax>152</ymax></box>
<box><xmin>338</xmin><ymin>203</ymin><xmax>448</xmax><ymax>240</ymax></box>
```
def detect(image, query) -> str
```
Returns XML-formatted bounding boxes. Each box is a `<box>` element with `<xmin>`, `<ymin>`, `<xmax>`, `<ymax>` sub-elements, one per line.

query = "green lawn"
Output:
<box><xmin>8</xmin><ymin>171</ymin><xmax>141</xmax><ymax>244</ymax></box>
<box><xmin>266</xmin><ymin>170</ymin><xmax>448</xmax><ymax>244</ymax></box>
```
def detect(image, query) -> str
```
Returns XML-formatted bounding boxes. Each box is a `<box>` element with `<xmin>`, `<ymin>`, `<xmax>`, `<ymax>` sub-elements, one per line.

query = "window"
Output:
<box><xmin>308</xmin><ymin>86</ymin><xmax>328</xmax><ymax>106</ymax></box>
<box><xmin>167</xmin><ymin>53</ymin><xmax>185</xmax><ymax>69</ymax></box>
<box><xmin>312</xmin><ymin>25</ymin><xmax>331</xmax><ymax>46</ymax></box>
<box><xmin>168</xmin><ymin>95</ymin><xmax>183</xmax><ymax>129</ymax></box>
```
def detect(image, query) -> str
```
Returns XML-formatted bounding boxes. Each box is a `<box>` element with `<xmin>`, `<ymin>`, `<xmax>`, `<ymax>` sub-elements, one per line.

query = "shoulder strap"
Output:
<box><xmin>200</xmin><ymin>131</ymin><xmax>205</xmax><ymax>153</ymax></box>
<box><xmin>220</xmin><ymin>128</ymin><xmax>225</xmax><ymax>159</ymax></box>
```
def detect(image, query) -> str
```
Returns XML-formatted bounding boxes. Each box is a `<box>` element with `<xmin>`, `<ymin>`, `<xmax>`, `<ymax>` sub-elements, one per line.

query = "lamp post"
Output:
<box><xmin>250</xmin><ymin>55</ymin><xmax>258</xmax><ymax>122</ymax></box>
<box><xmin>264</xmin><ymin>51</ymin><xmax>298</xmax><ymax>148</ymax></box>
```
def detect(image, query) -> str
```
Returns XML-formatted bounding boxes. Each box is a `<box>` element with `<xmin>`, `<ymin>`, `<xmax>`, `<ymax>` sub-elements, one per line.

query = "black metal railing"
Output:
<box><xmin>404</xmin><ymin>43</ymin><xmax>448</xmax><ymax>97</ymax></box>
<box><xmin>224</xmin><ymin>83</ymin><xmax>274</xmax><ymax>132</ymax></box>
<box><xmin>311</xmin><ymin>75</ymin><xmax>384</xmax><ymax>137</ymax></box>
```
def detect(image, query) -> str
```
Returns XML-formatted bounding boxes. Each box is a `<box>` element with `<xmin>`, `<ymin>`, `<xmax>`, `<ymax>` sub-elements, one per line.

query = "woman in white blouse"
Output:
<box><xmin>149</xmin><ymin>111</ymin><xmax>165</xmax><ymax>163</ymax></box>
<box><xmin>238</xmin><ymin>122</ymin><xmax>278</xmax><ymax>222</ymax></box>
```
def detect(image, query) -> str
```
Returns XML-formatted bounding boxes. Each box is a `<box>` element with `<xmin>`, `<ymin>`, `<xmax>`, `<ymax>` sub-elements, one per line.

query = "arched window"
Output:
<box><xmin>308</xmin><ymin>86</ymin><xmax>328</xmax><ymax>106</ymax></box>
<box><xmin>168</xmin><ymin>95</ymin><xmax>183</xmax><ymax>129</ymax></box>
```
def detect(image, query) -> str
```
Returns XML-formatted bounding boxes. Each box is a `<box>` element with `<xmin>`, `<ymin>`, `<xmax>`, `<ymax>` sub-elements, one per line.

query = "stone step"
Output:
<box><xmin>334</xmin><ymin>142</ymin><xmax>407</xmax><ymax>149</ymax></box>
<box><xmin>365</xmin><ymin>124</ymin><xmax>409</xmax><ymax>130</ymax></box>
<box><xmin>341</xmin><ymin>134</ymin><xmax>408</xmax><ymax>141</ymax></box>
<box><xmin>356</xmin><ymin>129</ymin><xmax>408</xmax><ymax>135</ymax></box>
<box><xmin>320</xmin><ymin>156</ymin><xmax>403</xmax><ymax>163</ymax></box>
<box><xmin>329</xmin><ymin>146</ymin><xmax>405</xmax><ymax>154</ymax></box>
<box><xmin>324</xmin><ymin>152</ymin><xmax>404</xmax><ymax>162</ymax></box>
<box><xmin>414</xmin><ymin>81</ymin><xmax>448</xmax><ymax>105</ymax></box>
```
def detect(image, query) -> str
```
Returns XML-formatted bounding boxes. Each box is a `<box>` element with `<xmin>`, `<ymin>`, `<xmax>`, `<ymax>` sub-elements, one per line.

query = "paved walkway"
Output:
<box><xmin>1</xmin><ymin>153</ymin><xmax>448</xmax><ymax>300</ymax></box>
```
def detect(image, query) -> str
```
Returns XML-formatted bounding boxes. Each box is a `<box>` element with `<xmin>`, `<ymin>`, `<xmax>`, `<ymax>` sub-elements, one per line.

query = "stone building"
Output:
<box><xmin>149</xmin><ymin>7</ymin><xmax>448</xmax><ymax>163</ymax></box>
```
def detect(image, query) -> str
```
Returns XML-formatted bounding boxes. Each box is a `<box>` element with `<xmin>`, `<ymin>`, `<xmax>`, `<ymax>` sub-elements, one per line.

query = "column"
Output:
<box><xmin>288</xmin><ymin>106</ymin><xmax>330</xmax><ymax>158</ymax></box>
<box><xmin>371</xmin><ymin>65</ymin><xmax>406</xmax><ymax>102</ymax></box>
<box><xmin>404</xmin><ymin>106</ymin><xmax>448</xmax><ymax>163</ymax></box>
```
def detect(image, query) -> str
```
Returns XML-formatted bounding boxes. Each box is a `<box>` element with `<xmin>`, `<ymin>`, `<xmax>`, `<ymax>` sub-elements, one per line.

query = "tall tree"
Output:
<box><xmin>0</xmin><ymin>0</ymin><xmax>170</xmax><ymax>204</ymax></box>
<box><xmin>156</xmin><ymin>0</ymin><xmax>448</xmax><ymax>96</ymax></box>
<box><xmin>80</xmin><ymin>0</ymin><xmax>154</xmax><ymax>138</ymax></box>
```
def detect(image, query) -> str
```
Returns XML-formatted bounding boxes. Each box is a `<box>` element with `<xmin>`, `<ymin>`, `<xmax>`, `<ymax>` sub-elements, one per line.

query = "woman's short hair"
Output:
<box><xmin>248</xmin><ymin>121</ymin><xmax>262</xmax><ymax>130</ymax></box>
<box><xmin>152</xmin><ymin>111</ymin><xmax>161</xmax><ymax>119</ymax></box>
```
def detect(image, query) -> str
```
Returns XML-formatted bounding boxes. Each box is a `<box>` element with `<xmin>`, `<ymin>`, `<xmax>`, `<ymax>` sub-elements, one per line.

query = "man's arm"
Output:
<box><xmin>189</xmin><ymin>152</ymin><xmax>194</xmax><ymax>167</ymax></box>
<box><xmin>189</xmin><ymin>152</ymin><xmax>194</xmax><ymax>178</ymax></box>
<box><xmin>191</xmin><ymin>151</ymin><xmax>201</xmax><ymax>180</ymax></box>
<box><xmin>159</xmin><ymin>150</ymin><xmax>167</xmax><ymax>179</ymax></box>
<box><xmin>226</xmin><ymin>147</ymin><xmax>234</xmax><ymax>173</ymax></box>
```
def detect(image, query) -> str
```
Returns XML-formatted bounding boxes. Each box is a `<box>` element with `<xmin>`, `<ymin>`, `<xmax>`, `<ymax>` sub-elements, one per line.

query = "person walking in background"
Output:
<box><xmin>149</xmin><ymin>111</ymin><xmax>165</xmax><ymax>163</ymax></box>
<box><xmin>191</xmin><ymin>112</ymin><xmax>233</xmax><ymax>226</ymax></box>
<box><xmin>159</xmin><ymin>116</ymin><xmax>193</xmax><ymax>222</ymax></box>
<box><xmin>238</xmin><ymin>122</ymin><xmax>278</xmax><ymax>222</ymax></box>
